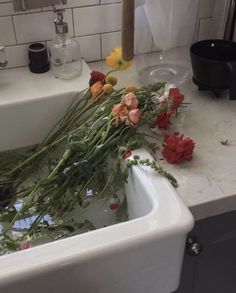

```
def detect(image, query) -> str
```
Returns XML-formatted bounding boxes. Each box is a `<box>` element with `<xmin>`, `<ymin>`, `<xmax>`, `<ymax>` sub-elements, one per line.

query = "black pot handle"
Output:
<box><xmin>227</xmin><ymin>61</ymin><xmax>236</xmax><ymax>100</ymax></box>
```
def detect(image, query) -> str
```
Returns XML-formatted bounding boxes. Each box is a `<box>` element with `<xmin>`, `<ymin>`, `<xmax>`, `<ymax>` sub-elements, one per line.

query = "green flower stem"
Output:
<box><xmin>0</xmin><ymin>82</ymin><xmax>182</xmax><ymax>253</ymax></box>
<box><xmin>48</xmin><ymin>148</ymin><xmax>71</xmax><ymax>179</ymax></box>
<box><xmin>8</xmin><ymin>104</ymin><xmax>98</xmax><ymax>180</ymax></box>
<box><xmin>86</xmin><ymin>129</ymin><xmax>120</xmax><ymax>161</ymax></box>
<box><xmin>29</xmin><ymin>207</ymin><xmax>48</xmax><ymax>231</ymax></box>
<box><xmin>105</xmin><ymin>69</ymin><xmax>118</xmax><ymax>78</ymax></box>
<box><xmin>101</xmin><ymin>114</ymin><xmax>116</xmax><ymax>144</ymax></box>
<box><xmin>37</xmin><ymin>102</ymin><xmax>94</xmax><ymax>152</ymax></box>
<box><xmin>96</xmin><ymin>162</ymin><xmax>120</xmax><ymax>197</ymax></box>
<box><xmin>139</xmin><ymin>132</ymin><xmax>162</xmax><ymax>143</ymax></box>
<box><xmin>126</xmin><ymin>158</ymin><xmax>178</xmax><ymax>188</ymax></box>
<box><xmin>8</xmin><ymin>146</ymin><xmax>49</xmax><ymax>177</ymax></box>
<box><xmin>8</xmin><ymin>182</ymin><xmax>40</xmax><ymax>229</ymax></box>
<box><xmin>38</xmin><ymin>94</ymin><xmax>89</xmax><ymax>148</ymax></box>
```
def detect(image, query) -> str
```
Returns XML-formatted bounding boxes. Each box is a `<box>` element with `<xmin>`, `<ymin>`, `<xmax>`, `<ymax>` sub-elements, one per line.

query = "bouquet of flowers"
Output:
<box><xmin>0</xmin><ymin>48</ymin><xmax>195</xmax><ymax>254</ymax></box>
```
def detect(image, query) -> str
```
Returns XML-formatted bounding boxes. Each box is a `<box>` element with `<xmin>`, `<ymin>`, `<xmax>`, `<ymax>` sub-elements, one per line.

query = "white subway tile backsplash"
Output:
<box><xmin>77</xmin><ymin>34</ymin><xmax>101</xmax><ymax>62</ymax></box>
<box><xmin>198</xmin><ymin>18</ymin><xmax>214</xmax><ymax>40</ymax></box>
<box><xmin>101</xmin><ymin>31</ymin><xmax>121</xmax><ymax>59</ymax></box>
<box><xmin>0</xmin><ymin>16</ymin><xmax>16</xmax><ymax>45</ymax></box>
<box><xmin>13</xmin><ymin>10</ymin><xmax>73</xmax><ymax>44</ymax></box>
<box><xmin>67</xmin><ymin>0</ymin><xmax>99</xmax><ymax>6</ymax></box>
<box><xmin>0</xmin><ymin>0</ymin><xmax>226</xmax><ymax>68</ymax></box>
<box><xmin>0</xmin><ymin>2</ymin><xmax>41</xmax><ymax>16</ymax></box>
<box><xmin>43</xmin><ymin>0</ymin><xmax>99</xmax><ymax>11</ymax></box>
<box><xmin>101</xmin><ymin>0</ymin><xmax>121</xmax><ymax>3</ymax></box>
<box><xmin>0</xmin><ymin>3</ymin><xmax>13</xmax><ymax>16</ymax></box>
<box><xmin>73</xmin><ymin>3</ymin><xmax>122</xmax><ymax>36</ymax></box>
<box><xmin>5</xmin><ymin>44</ymin><xmax>29</xmax><ymax>68</ymax></box>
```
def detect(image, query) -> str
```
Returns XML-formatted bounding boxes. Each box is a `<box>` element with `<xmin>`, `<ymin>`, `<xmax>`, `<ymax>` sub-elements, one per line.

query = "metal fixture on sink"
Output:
<box><xmin>186</xmin><ymin>235</ymin><xmax>203</xmax><ymax>256</ymax></box>
<box><xmin>0</xmin><ymin>44</ymin><xmax>7</xmax><ymax>68</ymax></box>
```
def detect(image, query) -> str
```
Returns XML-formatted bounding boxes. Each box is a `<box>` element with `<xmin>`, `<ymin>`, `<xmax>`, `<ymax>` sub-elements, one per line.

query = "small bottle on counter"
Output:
<box><xmin>0</xmin><ymin>44</ymin><xmax>7</xmax><ymax>68</ymax></box>
<box><xmin>49</xmin><ymin>9</ymin><xmax>82</xmax><ymax>80</ymax></box>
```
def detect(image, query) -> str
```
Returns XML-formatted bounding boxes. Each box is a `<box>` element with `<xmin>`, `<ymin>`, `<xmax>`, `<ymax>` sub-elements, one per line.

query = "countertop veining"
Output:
<box><xmin>1</xmin><ymin>48</ymin><xmax>236</xmax><ymax>220</ymax></box>
<box><xmin>91</xmin><ymin>48</ymin><xmax>236</xmax><ymax>220</ymax></box>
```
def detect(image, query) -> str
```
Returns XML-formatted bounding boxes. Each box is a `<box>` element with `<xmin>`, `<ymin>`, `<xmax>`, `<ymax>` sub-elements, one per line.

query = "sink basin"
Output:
<box><xmin>0</xmin><ymin>65</ymin><xmax>194</xmax><ymax>293</ymax></box>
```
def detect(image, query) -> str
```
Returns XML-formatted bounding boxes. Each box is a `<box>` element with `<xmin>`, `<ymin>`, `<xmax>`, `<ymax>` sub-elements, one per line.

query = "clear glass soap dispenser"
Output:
<box><xmin>49</xmin><ymin>9</ymin><xmax>82</xmax><ymax>80</ymax></box>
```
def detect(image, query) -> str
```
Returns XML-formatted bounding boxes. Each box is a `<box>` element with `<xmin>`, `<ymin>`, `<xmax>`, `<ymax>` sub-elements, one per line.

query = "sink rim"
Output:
<box><xmin>0</xmin><ymin>148</ymin><xmax>194</xmax><ymax>285</ymax></box>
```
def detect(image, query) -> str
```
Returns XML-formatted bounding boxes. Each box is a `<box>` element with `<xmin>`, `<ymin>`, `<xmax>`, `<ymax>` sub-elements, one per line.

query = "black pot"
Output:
<box><xmin>28</xmin><ymin>43</ymin><xmax>50</xmax><ymax>74</ymax></box>
<box><xmin>190</xmin><ymin>39</ymin><xmax>236</xmax><ymax>100</ymax></box>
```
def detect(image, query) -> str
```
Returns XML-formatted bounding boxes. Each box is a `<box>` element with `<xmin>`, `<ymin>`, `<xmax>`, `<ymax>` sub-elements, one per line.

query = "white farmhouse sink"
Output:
<box><xmin>0</xmin><ymin>63</ymin><xmax>194</xmax><ymax>293</ymax></box>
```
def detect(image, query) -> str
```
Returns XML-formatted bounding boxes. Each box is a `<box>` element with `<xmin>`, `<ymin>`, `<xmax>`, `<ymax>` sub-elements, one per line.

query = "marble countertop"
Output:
<box><xmin>90</xmin><ymin>48</ymin><xmax>236</xmax><ymax>220</ymax></box>
<box><xmin>1</xmin><ymin>48</ymin><xmax>236</xmax><ymax>220</ymax></box>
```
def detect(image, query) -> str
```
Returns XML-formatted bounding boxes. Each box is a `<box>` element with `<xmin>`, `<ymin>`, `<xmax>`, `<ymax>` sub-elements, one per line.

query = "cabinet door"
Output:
<box><xmin>174</xmin><ymin>211</ymin><xmax>236</xmax><ymax>293</ymax></box>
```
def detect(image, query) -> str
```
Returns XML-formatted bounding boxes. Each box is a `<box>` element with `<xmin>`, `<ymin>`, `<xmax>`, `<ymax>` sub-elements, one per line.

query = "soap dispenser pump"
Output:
<box><xmin>49</xmin><ymin>9</ymin><xmax>82</xmax><ymax>80</ymax></box>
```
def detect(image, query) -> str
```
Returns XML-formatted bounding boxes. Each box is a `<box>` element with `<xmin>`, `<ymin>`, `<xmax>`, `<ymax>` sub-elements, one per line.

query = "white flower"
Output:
<box><xmin>151</xmin><ymin>83</ymin><xmax>175</xmax><ymax>104</ymax></box>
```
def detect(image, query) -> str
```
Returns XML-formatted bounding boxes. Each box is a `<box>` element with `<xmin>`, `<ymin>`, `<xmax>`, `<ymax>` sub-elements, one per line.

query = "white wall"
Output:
<box><xmin>0</xmin><ymin>0</ymin><xmax>126</xmax><ymax>68</ymax></box>
<box><xmin>0</xmin><ymin>0</ymin><xmax>228</xmax><ymax>69</ymax></box>
<box><xmin>196</xmin><ymin>0</ymin><xmax>230</xmax><ymax>40</ymax></box>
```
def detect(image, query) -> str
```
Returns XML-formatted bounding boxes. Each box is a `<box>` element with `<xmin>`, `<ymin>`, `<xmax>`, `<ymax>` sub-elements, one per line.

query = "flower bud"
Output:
<box><xmin>106</xmin><ymin>75</ymin><xmax>118</xmax><ymax>86</ymax></box>
<box><xmin>103</xmin><ymin>83</ymin><xmax>114</xmax><ymax>95</ymax></box>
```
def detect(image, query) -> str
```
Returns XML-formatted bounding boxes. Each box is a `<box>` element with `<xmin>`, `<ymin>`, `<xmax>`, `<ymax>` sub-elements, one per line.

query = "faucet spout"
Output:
<box><xmin>122</xmin><ymin>0</ymin><xmax>135</xmax><ymax>61</ymax></box>
<box><xmin>0</xmin><ymin>44</ymin><xmax>7</xmax><ymax>68</ymax></box>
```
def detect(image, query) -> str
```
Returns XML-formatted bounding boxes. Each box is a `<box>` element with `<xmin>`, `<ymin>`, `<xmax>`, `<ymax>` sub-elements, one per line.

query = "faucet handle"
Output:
<box><xmin>0</xmin><ymin>44</ymin><xmax>7</xmax><ymax>68</ymax></box>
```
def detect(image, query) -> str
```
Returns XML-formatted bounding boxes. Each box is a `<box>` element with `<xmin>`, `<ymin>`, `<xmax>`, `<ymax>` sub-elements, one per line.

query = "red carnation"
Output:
<box><xmin>162</xmin><ymin>133</ymin><xmax>195</xmax><ymax>164</ymax></box>
<box><xmin>89</xmin><ymin>71</ymin><xmax>105</xmax><ymax>86</ymax></box>
<box><xmin>169</xmin><ymin>88</ymin><xmax>184</xmax><ymax>109</ymax></box>
<box><xmin>155</xmin><ymin>112</ymin><xmax>172</xmax><ymax>130</ymax></box>
<box><xmin>90</xmin><ymin>71</ymin><xmax>105</xmax><ymax>82</ymax></box>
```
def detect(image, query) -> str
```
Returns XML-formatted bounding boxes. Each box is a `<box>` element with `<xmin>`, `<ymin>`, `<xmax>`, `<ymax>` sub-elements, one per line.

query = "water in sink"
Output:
<box><xmin>0</xmin><ymin>147</ymin><xmax>128</xmax><ymax>256</ymax></box>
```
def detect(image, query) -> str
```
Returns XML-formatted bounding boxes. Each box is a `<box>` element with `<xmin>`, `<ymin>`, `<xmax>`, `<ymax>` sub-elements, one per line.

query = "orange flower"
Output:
<box><xmin>112</xmin><ymin>103</ymin><xmax>141</xmax><ymax>127</ymax></box>
<box><xmin>123</xmin><ymin>93</ymin><xmax>138</xmax><ymax>110</ymax></box>
<box><xmin>112</xmin><ymin>103</ymin><xmax>123</xmax><ymax>117</ymax></box>
<box><xmin>125</xmin><ymin>86</ymin><xmax>137</xmax><ymax>93</ymax></box>
<box><xmin>112</xmin><ymin>103</ymin><xmax>129</xmax><ymax>125</ymax></box>
<box><xmin>91</xmin><ymin>81</ymin><xmax>104</xmax><ymax>99</ymax></box>
<box><xmin>127</xmin><ymin>109</ymin><xmax>142</xmax><ymax>127</ymax></box>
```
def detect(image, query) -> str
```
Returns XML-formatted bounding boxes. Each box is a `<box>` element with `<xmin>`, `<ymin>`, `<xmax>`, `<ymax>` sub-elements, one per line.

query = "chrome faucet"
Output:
<box><xmin>0</xmin><ymin>44</ymin><xmax>7</xmax><ymax>68</ymax></box>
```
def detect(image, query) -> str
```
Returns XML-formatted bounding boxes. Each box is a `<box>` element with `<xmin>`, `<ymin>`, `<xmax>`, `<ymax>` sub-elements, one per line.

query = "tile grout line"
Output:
<box><xmin>100</xmin><ymin>33</ymin><xmax>103</xmax><ymax>60</ymax></box>
<box><xmin>71</xmin><ymin>7</ymin><xmax>75</xmax><ymax>37</ymax></box>
<box><xmin>11</xmin><ymin>14</ymin><xmax>17</xmax><ymax>45</ymax></box>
